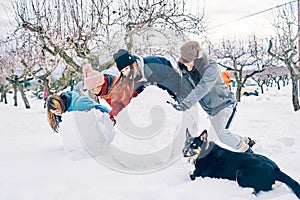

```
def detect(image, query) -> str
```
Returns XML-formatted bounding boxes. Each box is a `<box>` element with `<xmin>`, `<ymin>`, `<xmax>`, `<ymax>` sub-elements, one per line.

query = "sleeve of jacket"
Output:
<box><xmin>158</xmin><ymin>67</ymin><xmax>181</xmax><ymax>97</ymax></box>
<box><xmin>146</xmin><ymin>57</ymin><xmax>181</xmax><ymax>97</ymax></box>
<box><xmin>74</xmin><ymin>95</ymin><xmax>110</xmax><ymax>113</ymax></box>
<box><xmin>94</xmin><ymin>104</ymin><xmax>110</xmax><ymax>113</ymax></box>
<box><xmin>181</xmin><ymin>62</ymin><xmax>219</xmax><ymax>108</ymax></box>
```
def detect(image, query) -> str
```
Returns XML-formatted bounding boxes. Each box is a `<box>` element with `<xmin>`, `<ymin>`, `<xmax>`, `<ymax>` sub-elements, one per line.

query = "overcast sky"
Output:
<box><xmin>195</xmin><ymin>0</ymin><xmax>296</xmax><ymax>41</ymax></box>
<box><xmin>0</xmin><ymin>0</ymin><xmax>12</xmax><ymax>35</ymax></box>
<box><xmin>0</xmin><ymin>0</ymin><xmax>296</xmax><ymax>41</ymax></box>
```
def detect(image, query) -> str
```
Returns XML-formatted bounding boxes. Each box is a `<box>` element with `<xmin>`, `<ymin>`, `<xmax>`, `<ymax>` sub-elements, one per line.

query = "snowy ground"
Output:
<box><xmin>0</xmin><ymin>85</ymin><xmax>299</xmax><ymax>200</ymax></box>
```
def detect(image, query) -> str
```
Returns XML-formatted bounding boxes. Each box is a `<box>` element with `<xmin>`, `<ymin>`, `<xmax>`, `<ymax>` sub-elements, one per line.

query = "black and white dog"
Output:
<box><xmin>183</xmin><ymin>129</ymin><xmax>300</xmax><ymax>198</ymax></box>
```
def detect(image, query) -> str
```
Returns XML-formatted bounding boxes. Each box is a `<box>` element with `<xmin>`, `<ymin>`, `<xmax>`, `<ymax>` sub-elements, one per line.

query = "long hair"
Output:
<box><xmin>46</xmin><ymin>94</ymin><xmax>67</xmax><ymax>133</ymax></box>
<box><xmin>106</xmin><ymin>63</ymin><xmax>142</xmax><ymax>102</ymax></box>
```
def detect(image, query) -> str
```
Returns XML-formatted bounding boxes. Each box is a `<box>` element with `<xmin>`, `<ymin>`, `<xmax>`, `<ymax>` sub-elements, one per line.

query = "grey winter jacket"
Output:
<box><xmin>181</xmin><ymin>53</ymin><xmax>236</xmax><ymax>116</ymax></box>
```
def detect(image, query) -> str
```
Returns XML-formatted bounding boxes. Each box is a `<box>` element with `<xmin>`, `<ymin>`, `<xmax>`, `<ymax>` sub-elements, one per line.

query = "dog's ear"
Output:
<box><xmin>186</xmin><ymin>128</ymin><xmax>192</xmax><ymax>140</ymax></box>
<box><xmin>200</xmin><ymin>129</ymin><xmax>208</xmax><ymax>142</ymax></box>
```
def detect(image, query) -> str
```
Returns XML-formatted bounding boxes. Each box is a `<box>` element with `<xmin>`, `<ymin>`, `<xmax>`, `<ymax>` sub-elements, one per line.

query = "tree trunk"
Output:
<box><xmin>282</xmin><ymin>79</ymin><xmax>286</xmax><ymax>87</ymax></box>
<box><xmin>0</xmin><ymin>85</ymin><xmax>3</xmax><ymax>103</ymax></box>
<box><xmin>125</xmin><ymin>29</ymin><xmax>134</xmax><ymax>52</ymax></box>
<box><xmin>276</xmin><ymin>81</ymin><xmax>281</xmax><ymax>90</ymax></box>
<box><xmin>236</xmin><ymin>86</ymin><xmax>242</xmax><ymax>102</ymax></box>
<box><xmin>18</xmin><ymin>82</ymin><xmax>31</xmax><ymax>109</ymax></box>
<box><xmin>41</xmin><ymin>78</ymin><xmax>52</xmax><ymax>96</ymax></box>
<box><xmin>291</xmin><ymin>76</ymin><xmax>300</xmax><ymax>111</ymax></box>
<box><xmin>298</xmin><ymin>0</ymin><xmax>300</xmax><ymax>95</ymax></box>
<box><xmin>13</xmin><ymin>84</ymin><xmax>18</xmax><ymax>107</ymax></box>
<box><xmin>260</xmin><ymin>85</ymin><xmax>264</xmax><ymax>94</ymax></box>
<box><xmin>1</xmin><ymin>85</ymin><xmax>8</xmax><ymax>104</ymax></box>
<box><xmin>3</xmin><ymin>92</ymin><xmax>7</xmax><ymax>104</ymax></box>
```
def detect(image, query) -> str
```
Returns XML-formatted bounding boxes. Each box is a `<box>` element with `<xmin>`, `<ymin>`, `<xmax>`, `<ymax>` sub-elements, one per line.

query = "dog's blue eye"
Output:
<box><xmin>192</xmin><ymin>143</ymin><xmax>196</xmax><ymax>147</ymax></box>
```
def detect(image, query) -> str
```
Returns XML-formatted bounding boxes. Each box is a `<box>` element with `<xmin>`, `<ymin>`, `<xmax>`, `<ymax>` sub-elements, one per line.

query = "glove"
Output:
<box><xmin>167</xmin><ymin>101</ymin><xmax>188</xmax><ymax>111</ymax></box>
<box><xmin>173</xmin><ymin>103</ymin><xmax>188</xmax><ymax>111</ymax></box>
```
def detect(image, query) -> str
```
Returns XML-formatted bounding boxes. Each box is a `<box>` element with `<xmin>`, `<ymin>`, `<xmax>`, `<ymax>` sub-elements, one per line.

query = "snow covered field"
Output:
<box><xmin>0</xmin><ymin>85</ymin><xmax>299</xmax><ymax>200</ymax></box>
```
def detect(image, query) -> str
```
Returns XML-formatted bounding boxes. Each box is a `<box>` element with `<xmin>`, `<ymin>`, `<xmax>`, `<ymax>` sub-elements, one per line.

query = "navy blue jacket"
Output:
<box><xmin>137</xmin><ymin>56</ymin><xmax>189</xmax><ymax>100</ymax></box>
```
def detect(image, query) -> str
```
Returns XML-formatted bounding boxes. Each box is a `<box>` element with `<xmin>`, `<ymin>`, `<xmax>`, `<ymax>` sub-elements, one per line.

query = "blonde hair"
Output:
<box><xmin>46</xmin><ymin>94</ymin><xmax>67</xmax><ymax>132</ymax></box>
<box><xmin>179</xmin><ymin>41</ymin><xmax>203</xmax><ymax>63</ymax></box>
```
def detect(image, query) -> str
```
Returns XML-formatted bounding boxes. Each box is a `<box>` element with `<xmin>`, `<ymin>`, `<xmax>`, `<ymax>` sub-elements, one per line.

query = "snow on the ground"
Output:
<box><xmin>0</xmin><ymin>85</ymin><xmax>299</xmax><ymax>200</ymax></box>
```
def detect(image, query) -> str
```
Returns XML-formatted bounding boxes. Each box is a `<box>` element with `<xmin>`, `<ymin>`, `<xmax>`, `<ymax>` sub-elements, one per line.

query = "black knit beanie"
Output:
<box><xmin>113</xmin><ymin>49</ymin><xmax>136</xmax><ymax>71</ymax></box>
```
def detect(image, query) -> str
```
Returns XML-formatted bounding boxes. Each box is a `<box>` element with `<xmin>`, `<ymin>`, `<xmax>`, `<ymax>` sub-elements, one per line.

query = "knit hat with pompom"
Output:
<box><xmin>83</xmin><ymin>65</ymin><xmax>105</xmax><ymax>90</ymax></box>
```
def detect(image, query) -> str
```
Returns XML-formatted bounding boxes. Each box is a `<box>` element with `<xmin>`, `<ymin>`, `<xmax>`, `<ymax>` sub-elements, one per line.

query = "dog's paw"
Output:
<box><xmin>190</xmin><ymin>174</ymin><xmax>196</xmax><ymax>181</ymax></box>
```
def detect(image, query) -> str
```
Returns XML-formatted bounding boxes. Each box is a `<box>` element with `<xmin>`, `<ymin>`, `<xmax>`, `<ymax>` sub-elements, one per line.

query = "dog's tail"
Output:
<box><xmin>275</xmin><ymin>170</ymin><xmax>300</xmax><ymax>199</ymax></box>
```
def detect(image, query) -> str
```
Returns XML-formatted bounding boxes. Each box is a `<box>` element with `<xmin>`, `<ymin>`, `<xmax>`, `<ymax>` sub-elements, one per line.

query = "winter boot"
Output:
<box><xmin>243</xmin><ymin>137</ymin><xmax>256</xmax><ymax>148</ymax></box>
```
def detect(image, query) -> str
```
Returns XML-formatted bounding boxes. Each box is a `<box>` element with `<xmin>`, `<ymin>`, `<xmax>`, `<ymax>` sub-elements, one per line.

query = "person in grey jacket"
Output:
<box><xmin>174</xmin><ymin>41</ymin><xmax>254</xmax><ymax>153</ymax></box>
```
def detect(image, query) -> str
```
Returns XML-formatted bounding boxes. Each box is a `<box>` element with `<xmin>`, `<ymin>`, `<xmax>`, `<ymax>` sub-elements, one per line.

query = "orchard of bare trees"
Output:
<box><xmin>0</xmin><ymin>0</ymin><xmax>299</xmax><ymax>111</ymax></box>
<box><xmin>0</xmin><ymin>0</ymin><xmax>205</xmax><ymax>108</ymax></box>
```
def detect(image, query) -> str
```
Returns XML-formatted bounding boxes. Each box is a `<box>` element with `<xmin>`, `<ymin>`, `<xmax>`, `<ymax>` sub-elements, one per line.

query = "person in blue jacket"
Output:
<box><xmin>46</xmin><ymin>91</ymin><xmax>110</xmax><ymax>132</ymax></box>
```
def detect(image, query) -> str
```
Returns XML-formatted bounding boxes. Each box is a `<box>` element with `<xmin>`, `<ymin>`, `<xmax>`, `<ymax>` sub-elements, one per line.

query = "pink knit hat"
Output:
<box><xmin>83</xmin><ymin>65</ymin><xmax>105</xmax><ymax>90</ymax></box>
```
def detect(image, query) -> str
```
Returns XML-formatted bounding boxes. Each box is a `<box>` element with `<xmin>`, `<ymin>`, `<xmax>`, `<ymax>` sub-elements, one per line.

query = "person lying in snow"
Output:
<box><xmin>46</xmin><ymin>91</ymin><xmax>110</xmax><ymax>132</ymax></box>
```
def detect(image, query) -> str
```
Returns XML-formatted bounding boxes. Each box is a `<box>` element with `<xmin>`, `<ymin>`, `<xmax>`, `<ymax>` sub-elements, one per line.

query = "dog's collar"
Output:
<box><xmin>190</xmin><ymin>142</ymin><xmax>216</xmax><ymax>163</ymax></box>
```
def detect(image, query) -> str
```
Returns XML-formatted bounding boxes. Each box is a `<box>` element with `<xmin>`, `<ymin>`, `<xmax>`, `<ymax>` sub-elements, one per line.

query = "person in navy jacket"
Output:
<box><xmin>110</xmin><ymin>49</ymin><xmax>190</xmax><ymax>104</ymax></box>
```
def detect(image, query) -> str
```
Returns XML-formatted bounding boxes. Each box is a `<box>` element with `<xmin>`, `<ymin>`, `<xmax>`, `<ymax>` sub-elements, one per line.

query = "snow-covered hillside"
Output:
<box><xmin>0</xmin><ymin>85</ymin><xmax>299</xmax><ymax>200</ymax></box>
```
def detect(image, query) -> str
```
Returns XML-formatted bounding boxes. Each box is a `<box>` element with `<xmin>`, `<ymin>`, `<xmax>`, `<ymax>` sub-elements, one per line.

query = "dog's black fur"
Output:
<box><xmin>183</xmin><ymin>129</ymin><xmax>300</xmax><ymax>198</ymax></box>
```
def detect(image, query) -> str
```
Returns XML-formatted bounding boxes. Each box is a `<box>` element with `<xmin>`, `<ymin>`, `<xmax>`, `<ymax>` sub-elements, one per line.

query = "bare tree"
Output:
<box><xmin>253</xmin><ymin>74</ymin><xmax>267</xmax><ymax>94</ymax></box>
<box><xmin>0</xmin><ymin>55</ymin><xmax>10</xmax><ymax>104</ymax></box>
<box><xmin>252</xmin><ymin>66</ymin><xmax>289</xmax><ymax>93</ymax></box>
<box><xmin>2</xmin><ymin>43</ymin><xmax>35</xmax><ymax>108</ymax></box>
<box><xmin>8</xmin><ymin>0</ymin><xmax>205</xmax><ymax>96</ymax></box>
<box><xmin>267</xmin><ymin>67</ymin><xmax>290</xmax><ymax>90</ymax></box>
<box><xmin>12</xmin><ymin>0</ymin><xmax>116</xmax><ymax>72</ymax></box>
<box><xmin>1</xmin><ymin>52</ymin><xmax>20</xmax><ymax>107</ymax></box>
<box><xmin>114</xmin><ymin>0</ymin><xmax>205</xmax><ymax>52</ymax></box>
<box><xmin>267</xmin><ymin>3</ymin><xmax>300</xmax><ymax>111</ymax></box>
<box><xmin>211</xmin><ymin>36</ymin><xmax>272</xmax><ymax>102</ymax></box>
<box><xmin>11</xmin><ymin>0</ymin><xmax>204</xmax><ymax>68</ymax></box>
<box><xmin>0</xmin><ymin>30</ymin><xmax>56</xmax><ymax>108</ymax></box>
